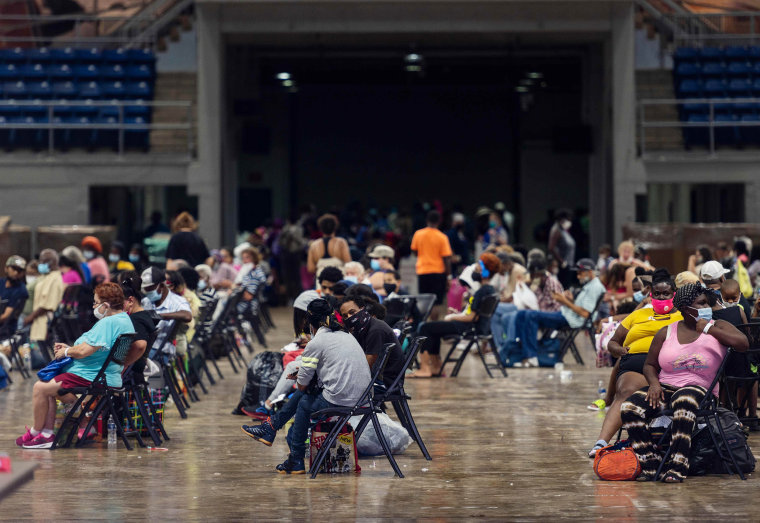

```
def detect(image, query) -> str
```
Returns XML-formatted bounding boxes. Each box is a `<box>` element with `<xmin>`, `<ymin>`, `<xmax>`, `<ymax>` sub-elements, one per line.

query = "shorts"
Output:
<box><xmin>53</xmin><ymin>372</ymin><xmax>92</xmax><ymax>390</ymax></box>
<box><xmin>418</xmin><ymin>273</ymin><xmax>447</xmax><ymax>305</ymax></box>
<box><xmin>617</xmin><ymin>353</ymin><xmax>648</xmax><ymax>377</ymax></box>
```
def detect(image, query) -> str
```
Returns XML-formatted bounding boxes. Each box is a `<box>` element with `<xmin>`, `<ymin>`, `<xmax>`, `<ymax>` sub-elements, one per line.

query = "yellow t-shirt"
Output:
<box><xmin>621</xmin><ymin>307</ymin><xmax>683</xmax><ymax>355</ymax></box>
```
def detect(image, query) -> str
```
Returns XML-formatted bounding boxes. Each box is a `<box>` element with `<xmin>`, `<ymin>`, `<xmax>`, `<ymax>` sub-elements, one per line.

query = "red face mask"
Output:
<box><xmin>651</xmin><ymin>298</ymin><xmax>674</xmax><ymax>315</ymax></box>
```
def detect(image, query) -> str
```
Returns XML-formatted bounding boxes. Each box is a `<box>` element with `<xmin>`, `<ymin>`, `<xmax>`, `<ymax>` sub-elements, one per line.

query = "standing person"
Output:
<box><xmin>277</xmin><ymin>216</ymin><xmax>307</xmax><ymax>301</ymax></box>
<box><xmin>446</xmin><ymin>212</ymin><xmax>470</xmax><ymax>276</ymax></box>
<box><xmin>23</xmin><ymin>249</ymin><xmax>65</xmax><ymax>359</ymax></box>
<box><xmin>165</xmin><ymin>212</ymin><xmax>210</xmax><ymax>268</ymax></box>
<box><xmin>411</xmin><ymin>210</ymin><xmax>453</xmax><ymax>320</ymax></box>
<box><xmin>547</xmin><ymin>209</ymin><xmax>576</xmax><ymax>288</ymax></box>
<box><xmin>0</xmin><ymin>255</ymin><xmax>29</xmax><ymax>325</ymax></box>
<box><xmin>306</xmin><ymin>213</ymin><xmax>351</xmax><ymax>276</ymax></box>
<box><xmin>62</xmin><ymin>246</ymin><xmax>91</xmax><ymax>284</ymax></box>
<box><xmin>81</xmin><ymin>236</ymin><xmax>110</xmax><ymax>283</ymax></box>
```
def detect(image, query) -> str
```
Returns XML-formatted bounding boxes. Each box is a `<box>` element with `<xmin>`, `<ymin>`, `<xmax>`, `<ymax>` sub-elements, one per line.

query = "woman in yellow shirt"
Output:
<box><xmin>588</xmin><ymin>268</ymin><xmax>682</xmax><ymax>457</ymax></box>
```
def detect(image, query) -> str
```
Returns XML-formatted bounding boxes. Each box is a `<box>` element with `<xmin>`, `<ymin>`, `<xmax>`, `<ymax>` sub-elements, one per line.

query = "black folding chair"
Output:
<box><xmin>354</xmin><ymin>336</ymin><xmax>432</xmax><ymax>460</ymax></box>
<box><xmin>540</xmin><ymin>293</ymin><xmax>604</xmax><ymax>366</ymax></box>
<box><xmin>309</xmin><ymin>344</ymin><xmax>404</xmax><ymax>478</ymax></box>
<box><xmin>650</xmin><ymin>347</ymin><xmax>748</xmax><ymax>481</ymax></box>
<box><xmin>52</xmin><ymin>333</ymin><xmax>136</xmax><ymax>450</ymax></box>
<box><xmin>438</xmin><ymin>294</ymin><xmax>507</xmax><ymax>378</ymax></box>
<box><xmin>189</xmin><ymin>297</ymin><xmax>223</xmax><ymax>384</ymax></box>
<box><xmin>722</xmin><ymin>323</ymin><xmax>760</xmax><ymax>427</ymax></box>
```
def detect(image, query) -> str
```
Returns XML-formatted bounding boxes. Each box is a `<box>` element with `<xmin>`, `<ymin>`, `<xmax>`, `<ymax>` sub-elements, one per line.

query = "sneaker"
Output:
<box><xmin>241</xmin><ymin>406</ymin><xmax>272</xmax><ymax>421</ymax></box>
<box><xmin>588</xmin><ymin>440</ymin><xmax>607</xmax><ymax>458</ymax></box>
<box><xmin>15</xmin><ymin>426</ymin><xmax>34</xmax><ymax>447</ymax></box>
<box><xmin>241</xmin><ymin>418</ymin><xmax>276</xmax><ymax>446</ymax></box>
<box><xmin>22</xmin><ymin>432</ymin><xmax>55</xmax><ymax>449</ymax></box>
<box><xmin>587</xmin><ymin>399</ymin><xmax>607</xmax><ymax>411</ymax></box>
<box><xmin>276</xmin><ymin>455</ymin><xmax>305</xmax><ymax>475</ymax></box>
<box><xmin>513</xmin><ymin>357</ymin><xmax>539</xmax><ymax>368</ymax></box>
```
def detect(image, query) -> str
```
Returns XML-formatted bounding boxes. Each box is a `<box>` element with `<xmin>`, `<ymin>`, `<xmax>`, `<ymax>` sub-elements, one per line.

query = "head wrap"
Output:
<box><xmin>673</xmin><ymin>283</ymin><xmax>707</xmax><ymax>313</ymax></box>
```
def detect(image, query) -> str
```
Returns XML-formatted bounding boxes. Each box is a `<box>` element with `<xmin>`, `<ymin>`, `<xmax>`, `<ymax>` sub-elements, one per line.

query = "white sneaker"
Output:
<box><xmin>514</xmin><ymin>357</ymin><xmax>539</xmax><ymax>368</ymax></box>
<box><xmin>526</xmin><ymin>357</ymin><xmax>539</xmax><ymax>367</ymax></box>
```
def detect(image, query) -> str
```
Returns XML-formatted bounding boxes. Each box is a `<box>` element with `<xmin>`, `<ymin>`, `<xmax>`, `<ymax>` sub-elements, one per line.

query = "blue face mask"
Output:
<box><xmin>108</xmin><ymin>254</ymin><xmax>120</xmax><ymax>263</ymax></box>
<box><xmin>129</xmin><ymin>254</ymin><xmax>140</xmax><ymax>263</ymax></box>
<box><xmin>633</xmin><ymin>291</ymin><xmax>644</xmax><ymax>303</ymax></box>
<box><xmin>370</xmin><ymin>259</ymin><xmax>381</xmax><ymax>271</ymax></box>
<box><xmin>145</xmin><ymin>289</ymin><xmax>162</xmax><ymax>303</ymax></box>
<box><xmin>690</xmin><ymin>306</ymin><xmax>713</xmax><ymax>322</ymax></box>
<box><xmin>37</xmin><ymin>263</ymin><xmax>50</xmax><ymax>274</ymax></box>
<box><xmin>197</xmin><ymin>280</ymin><xmax>207</xmax><ymax>291</ymax></box>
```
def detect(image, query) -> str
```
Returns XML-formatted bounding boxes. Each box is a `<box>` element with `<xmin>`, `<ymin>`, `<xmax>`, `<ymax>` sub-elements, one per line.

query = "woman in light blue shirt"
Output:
<box><xmin>15</xmin><ymin>282</ymin><xmax>134</xmax><ymax>449</ymax></box>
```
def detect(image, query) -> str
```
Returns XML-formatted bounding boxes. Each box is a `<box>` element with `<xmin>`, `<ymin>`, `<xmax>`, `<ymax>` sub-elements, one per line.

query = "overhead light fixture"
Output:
<box><xmin>276</xmin><ymin>72</ymin><xmax>291</xmax><ymax>81</ymax></box>
<box><xmin>404</xmin><ymin>52</ymin><xmax>425</xmax><ymax>74</ymax></box>
<box><xmin>527</xmin><ymin>72</ymin><xmax>543</xmax><ymax>79</ymax></box>
<box><xmin>405</xmin><ymin>53</ymin><xmax>422</xmax><ymax>63</ymax></box>
<box><xmin>282</xmin><ymin>79</ymin><xmax>294</xmax><ymax>87</ymax></box>
<box><xmin>515</xmin><ymin>86</ymin><xmax>529</xmax><ymax>93</ymax></box>
<box><xmin>519</xmin><ymin>78</ymin><xmax>534</xmax><ymax>86</ymax></box>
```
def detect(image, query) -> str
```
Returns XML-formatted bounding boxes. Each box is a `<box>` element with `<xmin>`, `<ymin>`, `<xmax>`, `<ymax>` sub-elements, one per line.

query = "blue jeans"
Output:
<box><xmin>269</xmin><ymin>389</ymin><xmax>304</xmax><ymax>430</ymax></box>
<box><xmin>515</xmin><ymin>310</ymin><xmax>568</xmax><ymax>359</ymax></box>
<box><xmin>491</xmin><ymin>303</ymin><xmax>518</xmax><ymax>351</ymax></box>
<box><xmin>287</xmin><ymin>393</ymin><xmax>336</xmax><ymax>461</ymax></box>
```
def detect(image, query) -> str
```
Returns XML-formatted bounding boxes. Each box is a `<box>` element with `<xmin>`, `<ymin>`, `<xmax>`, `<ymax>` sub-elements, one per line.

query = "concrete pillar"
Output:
<box><xmin>610</xmin><ymin>4</ymin><xmax>639</xmax><ymax>244</ymax></box>
<box><xmin>188</xmin><ymin>4</ymin><xmax>224</xmax><ymax>247</ymax></box>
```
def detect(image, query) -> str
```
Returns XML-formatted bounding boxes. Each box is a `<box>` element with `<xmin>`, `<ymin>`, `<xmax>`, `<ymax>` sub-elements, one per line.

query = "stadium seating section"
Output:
<box><xmin>0</xmin><ymin>47</ymin><xmax>155</xmax><ymax>151</ymax></box>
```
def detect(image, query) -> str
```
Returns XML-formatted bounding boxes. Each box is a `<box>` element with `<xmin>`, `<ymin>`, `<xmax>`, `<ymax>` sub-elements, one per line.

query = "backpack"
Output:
<box><xmin>593</xmin><ymin>440</ymin><xmax>642</xmax><ymax>481</ymax></box>
<box><xmin>708</xmin><ymin>408</ymin><xmax>755</xmax><ymax>474</ymax></box>
<box><xmin>537</xmin><ymin>337</ymin><xmax>561</xmax><ymax>367</ymax></box>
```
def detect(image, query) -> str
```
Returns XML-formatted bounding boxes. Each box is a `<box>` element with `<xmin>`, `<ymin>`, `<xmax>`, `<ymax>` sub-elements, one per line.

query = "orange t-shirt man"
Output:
<box><xmin>411</xmin><ymin>211</ymin><xmax>453</xmax><ymax>306</ymax></box>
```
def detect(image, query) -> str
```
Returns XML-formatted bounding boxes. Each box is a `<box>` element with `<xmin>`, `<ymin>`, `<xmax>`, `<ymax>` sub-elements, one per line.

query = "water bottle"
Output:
<box><xmin>597</xmin><ymin>380</ymin><xmax>606</xmax><ymax>400</ymax></box>
<box><xmin>23</xmin><ymin>347</ymin><xmax>31</xmax><ymax>372</ymax></box>
<box><xmin>107</xmin><ymin>415</ymin><xmax>117</xmax><ymax>446</ymax></box>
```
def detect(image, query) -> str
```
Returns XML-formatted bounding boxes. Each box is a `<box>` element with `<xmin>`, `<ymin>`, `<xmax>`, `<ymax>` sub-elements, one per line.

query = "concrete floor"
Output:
<box><xmin>0</xmin><ymin>307</ymin><xmax>758</xmax><ymax>520</ymax></box>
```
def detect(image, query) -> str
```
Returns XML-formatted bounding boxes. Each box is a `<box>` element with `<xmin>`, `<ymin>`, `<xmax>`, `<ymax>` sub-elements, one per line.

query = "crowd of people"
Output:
<box><xmin>3</xmin><ymin>203</ymin><xmax>758</xmax><ymax>482</ymax></box>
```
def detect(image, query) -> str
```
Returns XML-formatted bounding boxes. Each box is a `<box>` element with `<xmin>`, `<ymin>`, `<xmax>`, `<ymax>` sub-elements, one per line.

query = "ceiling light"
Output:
<box><xmin>404</xmin><ymin>53</ymin><xmax>422</xmax><ymax>63</ymax></box>
<box><xmin>282</xmin><ymin>79</ymin><xmax>294</xmax><ymax>87</ymax></box>
<box><xmin>276</xmin><ymin>72</ymin><xmax>291</xmax><ymax>81</ymax></box>
<box><xmin>527</xmin><ymin>72</ymin><xmax>543</xmax><ymax>79</ymax></box>
<box><xmin>515</xmin><ymin>86</ymin><xmax>529</xmax><ymax>93</ymax></box>
<box><xmin>519</xmin><ymin>78</ymin><xmax>534</xmax><ymax>86</ymax></box>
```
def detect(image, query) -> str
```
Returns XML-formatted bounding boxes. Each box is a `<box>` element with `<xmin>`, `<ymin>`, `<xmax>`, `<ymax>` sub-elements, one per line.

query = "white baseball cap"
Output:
<box><xmin>700</xmin><ymin>260</ymin><xmax>730</xmax><ymax>281</ymax></box>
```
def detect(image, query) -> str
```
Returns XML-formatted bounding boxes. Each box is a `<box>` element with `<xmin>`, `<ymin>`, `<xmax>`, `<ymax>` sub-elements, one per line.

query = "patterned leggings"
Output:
<box><xmin>620</xmin><ymin>384</ymin><xmax>707</xmax><ymax>480</ymax></box>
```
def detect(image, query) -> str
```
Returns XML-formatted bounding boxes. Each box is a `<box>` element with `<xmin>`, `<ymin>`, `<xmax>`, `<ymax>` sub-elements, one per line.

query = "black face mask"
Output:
<box><xmin>383</xmin><ymin>283</ymin><xmax>397</xmax><ymax>295</ymax></box>
<box><xmin>471</xmin><ymin>272</ymin><xmax>482</xmax><ymax>282</ymax></box>
<box><xmin>344</xmin><ymin>308</ymin><xmax>372</xmax><ymax>335</ymax></box>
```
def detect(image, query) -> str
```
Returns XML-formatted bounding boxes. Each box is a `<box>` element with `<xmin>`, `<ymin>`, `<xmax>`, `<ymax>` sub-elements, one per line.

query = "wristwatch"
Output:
<box><xmin>703</xmin><ymin>320</ymin><xmax>715</xmax><ymax>334</ymax></box>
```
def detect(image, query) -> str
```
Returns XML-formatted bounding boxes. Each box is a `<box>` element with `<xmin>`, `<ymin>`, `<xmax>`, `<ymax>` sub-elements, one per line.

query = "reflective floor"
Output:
<box><xmin>1</xmin><ymin>308</ymin><xmax>758</xmax><ymax>520</ymax></box>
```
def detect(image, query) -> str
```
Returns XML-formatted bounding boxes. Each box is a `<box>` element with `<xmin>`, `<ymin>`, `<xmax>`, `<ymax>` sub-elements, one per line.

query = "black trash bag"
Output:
<box><xmin>232</xmin><ymin>351</ymin><xmax>283</xmax><ymax>415</ymax></box>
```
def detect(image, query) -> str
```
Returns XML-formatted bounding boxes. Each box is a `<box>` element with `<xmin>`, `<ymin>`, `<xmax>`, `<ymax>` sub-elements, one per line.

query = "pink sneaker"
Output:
<box><xmin>15</xmin><ymin>426</ymin><xmax>34</xmax><ymax>447</ymax></box>
<box><xmin>22</xmin><ymin>432</ymin><xmax>55</xmax><ymax>449</ymax></box>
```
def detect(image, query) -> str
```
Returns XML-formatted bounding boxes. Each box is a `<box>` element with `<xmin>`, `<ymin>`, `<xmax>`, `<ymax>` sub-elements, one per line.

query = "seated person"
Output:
<box><xmin>317</xmin><ymin>266</ymin><xmax>343</xmax><ymax>296</ymax></box>
<box><xmin>701</xmin><ymin>260</ymin><xmax>752</xmax><ymax>316</ymax></box>
<box><xmin>339</xmin><ymin>294</ymin><xmax>405</xmax><ymax>387</ymax></box>
<box><xmin>118</xmin><ymin>272</ymin><xmax>159</xmax><ymax>381</ymax></box>
<box><xmin>365</xmin><ymin>244</ymin><xmax>396</xmax><ymax>298</ymax></box>
<box><xmin>410</xmin><ymin>253</ymin><xmax>501</xmax><ymax>378</ymax></box>
<box><xmin>241</xmin><ymin>299</ymin><xmax>371</xmax><ymax>474</ymax></box>
<box><xmin>514</xmin><ymin>258</ymin><xmax>606</xmax><ymax>368</ymax></box>
<box><xmin>15</xmin><ymin>283</ymin><xmax>135</xmax><ymax>449</ymax></box>
<box><xmin>194</xmin><ymin>264</ymin><xmax>218</xmax><ymax>309</ymax></box>
<box><xmin>621</xmin><ymin>283</ymin><xmax>748</xmax><ymax>482</ymax></box>
<box><xmin>140</xmin><ymin>267</ymin><xmax>192</xmax><ymax>359</ymax></box>
<box><xmin>489</xmin><ymin>252</ymin><xmax>527</xmax><ymax>356</ymax></box>
<box><xmin>343</xmin><ymin>261</ymin><xmax>366</xmax><ymax>284</ymax></box>
<box><xmin>588</xmin><ymin>269</ymin><xmax>681</xmax><ymax>456</ymax></box>
<box><xmin>237</xmin><ymin>251</ymin><xmax>267</xmax><ymax>317</ymax></box>
<box><xmin>0</xmin><ymin>255</ymin><xmax>28</xmax><ymax>325</ymax></box>
<box><xmin>383</xmin><ymin>270</ymin><xmax>407</xmax><ymax>299</ymax></box>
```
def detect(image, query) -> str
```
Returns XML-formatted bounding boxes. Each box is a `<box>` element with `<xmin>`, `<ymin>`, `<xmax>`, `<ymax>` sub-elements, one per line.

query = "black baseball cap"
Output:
<box><xmin>571</xmin><ymin>258</ymin><xmax>596</xmax><ymax>272</ymax></box>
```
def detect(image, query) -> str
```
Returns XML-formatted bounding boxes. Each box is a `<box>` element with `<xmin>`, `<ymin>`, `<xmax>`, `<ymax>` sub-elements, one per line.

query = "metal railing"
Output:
<box><xmin>639</xmin><ymin>97</ymin><xmax>760</xmax><ymax>157</ymax></box>
<box><xmin>666</xmin><ymin>11</ymin><xmax>760</xmax><ymax>46</ymax></box>
<box><xmin>0</xmin><ymin>99</ymin><xmax>194</xmax><ymax>158</ymax></box>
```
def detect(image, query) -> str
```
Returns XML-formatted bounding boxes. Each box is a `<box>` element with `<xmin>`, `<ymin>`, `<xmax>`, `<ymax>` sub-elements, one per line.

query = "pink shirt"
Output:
<box><xmin>87</xmin><ymin>257</ymin><xmax>110</xmax><ymax>282</ymax></box>
<box><xmin>61</xmin><ymin>269</ymin><xmax>82</xmax><ymax>285</ymax></box>
<box><xmin>658</xmin><ymin>321</ymin><xmax>726</xmax><ymax>396</ymax></box>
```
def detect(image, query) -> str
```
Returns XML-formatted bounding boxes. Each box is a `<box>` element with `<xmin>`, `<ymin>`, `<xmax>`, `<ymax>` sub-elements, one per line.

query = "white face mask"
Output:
<box><xmin>94</xmin><ymin>303</ymin><xmax>109</xmax><ymax>320</ymax></box>
<box><xmin>26</xmin><ymin>276</ymin><xmax>38</xmax><ymax>285</ymax></box>
<box><xmin>561</xmin><ymin>219</ymin><xmax>572</xmax><ymax>230</ymax></box>
<box><xmin>83</xmin><ymin>250</ymin><xmax>95</xmax><ymax>260</ymax></box>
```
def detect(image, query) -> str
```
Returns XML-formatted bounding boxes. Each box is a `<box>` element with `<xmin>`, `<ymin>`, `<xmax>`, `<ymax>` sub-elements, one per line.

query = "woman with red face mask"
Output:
<box><xmin>588</xmin><ymin>268</ymin><xmax>683</xmax><ymax>458</ymax></box>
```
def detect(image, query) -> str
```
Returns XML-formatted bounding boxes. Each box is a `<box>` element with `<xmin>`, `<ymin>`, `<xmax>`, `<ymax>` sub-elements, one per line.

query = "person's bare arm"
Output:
<box><xmin>643</xmin><ymin>327</ymin><xmax>667</xmax><ymax>408</ymax></box>
<box><xmin>306</xmin><ymin>242</ymin><xmax>318</xmax><ymax>274</ymax></box>
<box><xmin>161</xmin><ymin>310</ymin><xmax>192</xmax><ymax>323</ymax></box>
<box><xmin>701</xmin><ymin>319</ymin><xmax>749</xmax><ymax>352</ymax></box>
<box><xmin>366</xmin><ymin>354</ymin><xmax>378</xmax><ymax>368</ymax></box>
<box><xmin>606</xmin><ymin>324</ymin><xmax>631</xmax><ymax>358</ymax></box>
<box><xmin>548</xmin><ymin>228</ymin><xmax>562</xmax><ymax>261</ymax></box>
<box><xmin>551</xmin><ymin>292</ymin><xmax>591</xmax><ymax>319</ymax></box>
<box><xmin>54</xmin><ymin>342</ymin><xmax>100</xmax><ymax>360</ymax></box>
<box><xmin>123</xmin><ymin>340</ymin><xmax>148</xmax><ymax>366</ymax></box>
<box><xmin>339</xmin><ymin>238</ymin><xmax>351</xmax><ymax>263</ymax></box>
<box><xmin>446</xmin><ymin>311</ymin><xmax>476</xmax><ymax>322</ymax></box>
<box><xmin>24</xmin><ymin>306</ymin><xmax>54</xmax><ymax>325</ymax></box>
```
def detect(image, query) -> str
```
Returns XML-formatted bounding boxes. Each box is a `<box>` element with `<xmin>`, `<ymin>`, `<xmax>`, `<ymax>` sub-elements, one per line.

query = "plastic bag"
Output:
<box><xmin>350</xmin><ymin>412</ymin><xmax>413</xmax><ymax>456</ymax></box>
<box><xmin>236</xmin><ymin>351</ymin><xmax>283</xmax><ymax>411</ymax></box>
<box><xmin>512</xmin><ymin>282</ymin><xmax>539</xmax><ymax>311</ymax></box>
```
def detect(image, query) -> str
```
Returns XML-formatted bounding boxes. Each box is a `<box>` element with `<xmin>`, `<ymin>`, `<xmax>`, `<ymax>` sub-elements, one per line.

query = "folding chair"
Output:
<box><xmin>650</xmin><ymin>347</ymin><xmax>748</xmax><ymax>481</ymax></box>
<box><xmin>309</xmin><ymin>344</ymin><xmax>404</xmax><ymax>478</ymax></box>
<box><xmin>540</xmin><ymin>293</ymin><xmax>604</xmax><ymax>366</ymax></box>
<box><xmin>151</xmin><ymin>321</ymin><xmax>189</xmax><ymax>419</ymax></box>
<box><xmin>189</xmin><ymin>297</ymin><xmax>223</xmax><ymax>384</ymax></box>
<box><xmin>438</xmin><ymin>294</ymin><xmax>507</xmax><ymax>378</ymax></box>
<box><xmin>354</xmin><ymin>336</ymin><xmax>432</xmax><ymax>460</ymax></box>
<box><xmin>51</xmin><ymin>333</ymin><xmax>136</xmax><ymax>450</ymax></box>
<box><xmin>722</xmin><ymin>323</ymin><xmax>760</xmax><ymax>427</ymax></box>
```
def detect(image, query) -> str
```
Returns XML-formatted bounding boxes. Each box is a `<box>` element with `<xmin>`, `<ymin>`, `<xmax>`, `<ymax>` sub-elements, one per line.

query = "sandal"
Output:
<box><xmin>661</xmin><ymin>472</ymin><xmax>683</xmax><ymax>483</ymax></box>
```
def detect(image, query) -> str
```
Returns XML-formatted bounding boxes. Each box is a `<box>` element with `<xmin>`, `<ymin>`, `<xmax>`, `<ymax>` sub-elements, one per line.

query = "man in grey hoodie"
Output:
<box><xmin>241</xmin><ymin>299</ymin><xmax>371</xmax><ymax>474</ymax></box>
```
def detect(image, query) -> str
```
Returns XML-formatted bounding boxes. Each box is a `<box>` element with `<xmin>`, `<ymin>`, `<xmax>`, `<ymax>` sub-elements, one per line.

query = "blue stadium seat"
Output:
<box><xmin>701</xmin><ymin>62</ymin><xmax>726</xmax><ymax>77</ymax></box>
<box><xmin>78</xmin><ymin>81</ymin><xmax>102</xmax><ymax>99</ymax></box>
<box><xmin>94</xmin><ymin>115</ymin><xmax>118</xmax><ymax>149</ymax></box>
<box><xmin>63</xmin><ymin>116</ymin><xmax>95</xmax><ymax>149</ymax></box>
<box><xmin>18</xmin><ymin>63</ymin><xmax>46</xmax><ymax>80</ymax></box>
<box><xmin>26</xmin><ymin>47</ymin><xmax>52</xmax><ymax>63</ymax></box>
<box><xmin>0</xmin><ymin>48</ymin><xmax>26</xmax><ymax>64</ymax></box>
<box><xmin>73</xmin><ymin>64</ymin><xmax>101</xmax><ymax>81</ymax></box>
<box><xmin>102</xmin><ymin>81</ymin><xmax>126</xmax><ymax>99</ymax></box>
<box><xmin>75</xmin><ymin>48</ymin><xmax>102</xmax><ymax>63</ymax></box>
<box><xmin>50</xmin><ymin>48</ymin><xmax>76</xmax><ymax>64</ymax></box>
<box><xmin>27</xmin><ymin>81</ymin><xmax>52</xmax><ymax>99</ymax></box>
<box><xmin>740</xmin><ymin>113</ymin><xmax>760</xmax><ymax>144</ymax></box>
<box><xmin>704</xmin><ymin>79</ymin><xmax>727</xmax><ymax>96</ymax></box>
<box><xmin>675</xmin><ymin>62</ymin><xmax>700</xmax><ymax>77</ymax></box>
<box><xmin>7</xmin><ymin>115</ymin><xmax>46</xmax><ymax>149</ymax></box>
<box><xmin>674</xmin><ymin>47</ymin><xmax>699</xmax><ymax>61</ymax></box>
<box><xmin>125</xmin><ymin>81</ymin><xmax>152</xmax><ymax>99</ymax></box>
<box><xmin>752</xmin><ymin>78</ymin><xmax>760</xmax><ymax>96</ymax></box>
<box><xmin>728</xmin><ymin>78</ymin><xmax>752</xmax><ymax>96</ymax></box>
<box><xmin>52</xmin><ymin>100</ymin><xmax>75</xmax><ymax>119</ymax></box>
<box><xmin>99</xmin><ymin>99</ymin><xmax>121</xmax><ymax>118</ymax></box>
<box><xmin>102</xmin><ymin>48</ymin><xmax>128</xmax><ymax>64</ymax></box>
<box><xmin>0</xmin><ymin>64</ymin><xmax>18</xmax><ymax>81</ymax></box>
<box><xmin>101</xmin><ymin>64</ymin><xmax>125</xmax><ymax>80</ymax></box>
<box><xmin>700</xmin><ymin>47</ymin><xmax>725</xmax><ymax>61</ymax></box>
<box><xmin>725</xmin><ymin>46</ymin><xmax>750</xmax><ymax>61</ymax></box>
<box><xmin>727</xmin><ymin>62</ymin><xmax>752</xmax><ymax>76</ymax></box>
<box><xmin>125</xmin><ymin>64</ymin><xmax>154</xmax><ymax>81</ymax></box>
<box><xmin>21</xmin><ymin>100</ymin><xmax>48</xmax><ymax>119</ymax></box>
<box><xmin>715</xmin><ymin>113</ymin><xmax>739</xmax><ymax>145</ymax></box>
<box><xmin>3</xmin><ymin>81</ymin><xmax>28</xmax><ymax>99</ymax></box>
<box><xmin>127</xmin><ymin>48</ymin><xmax>155</xmax><ymax>66</ymax></box>
<box><xmin>677</xmin><ymin>79</ymin><xmax>702</xmax><ymax>97</ymax></box>
<box><xmin>48</xmin><ymin>64</ymin><xmax>73</xmax><ymax>81</ymax></box>
<box><xmin>685</xmin><ymin>113</ymin><xmax>709</xmax><ymax>147</ymax></box>
<box><xmin>52</xmin><ymin>81</ymin><xmax>78</xmax><ymax>99</ymax></box>
<box><xmin>73</xmin><ymin>99</ymin><xmax>99</xmax><ymax>118</ymax></box>
<box><xmin>125</xmin><ymin>116</ymin><xmax>149</xmax><ymax>150</ymax></box>
<box><xmin>124</xmin><ymin>99</ymin><xmax>151</xmax><ymax>120</ymax></box>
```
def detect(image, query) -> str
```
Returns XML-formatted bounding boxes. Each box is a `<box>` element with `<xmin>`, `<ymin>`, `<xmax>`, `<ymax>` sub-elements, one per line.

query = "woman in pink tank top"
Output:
<box><xmin>620</xmin><ymin>283</ymin><xmax>748</xmax><ymax>483</ymax></box>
